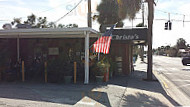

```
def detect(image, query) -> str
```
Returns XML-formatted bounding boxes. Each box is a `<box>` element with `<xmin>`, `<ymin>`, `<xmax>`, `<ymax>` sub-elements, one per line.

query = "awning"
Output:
<box><xmin>0</xmin><ymin>27</ymin><xmax>99</xmax><ymax>38</ymax></box>
<box><xmin>0</xmin><ymin>27</ymin><xmax>99</xmax><ymax>84</ymax></box>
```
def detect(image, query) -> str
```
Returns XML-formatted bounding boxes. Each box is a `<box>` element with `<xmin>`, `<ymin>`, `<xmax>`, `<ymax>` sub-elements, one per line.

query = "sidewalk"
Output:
<box><xmin>118</xmin><ymin>59</ymin><xmax>180</xmax><ymax>107</ymax></box>
<box><xmin>0</xmin><ymin>59</ymin><xmax>180</xmax><ymax>107</ymax></box>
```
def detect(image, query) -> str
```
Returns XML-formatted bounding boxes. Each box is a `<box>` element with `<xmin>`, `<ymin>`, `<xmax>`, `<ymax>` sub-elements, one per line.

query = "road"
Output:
<box><xmin>153</xmin><ymin>55</ymin><xmax>190</xmax><ymax>99</ymax></box>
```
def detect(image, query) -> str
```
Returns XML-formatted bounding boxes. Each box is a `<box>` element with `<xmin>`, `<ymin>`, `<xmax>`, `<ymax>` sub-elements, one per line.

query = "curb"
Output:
<box><xmin>153</xmin><ymin>70</ymin><xmax>190</xmax><ymax>106</ymax></box>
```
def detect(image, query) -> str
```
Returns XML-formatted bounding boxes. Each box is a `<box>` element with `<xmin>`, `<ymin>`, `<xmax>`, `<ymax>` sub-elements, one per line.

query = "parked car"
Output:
<box><xmin>182</xmin><ymin>55</ymin><xmax>190</xmax><ymax>65</ymax></box>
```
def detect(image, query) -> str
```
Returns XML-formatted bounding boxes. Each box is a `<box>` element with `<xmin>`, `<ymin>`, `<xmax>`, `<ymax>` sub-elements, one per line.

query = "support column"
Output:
<box><xmin>17</xmin><ymin>35</ymin><xmax>20</xmax><ymax>62</ymax></box>
<box><xmin>84</xmin><ymin>31</ymin><xmax>90</xmax><ymax>84</ymax></box>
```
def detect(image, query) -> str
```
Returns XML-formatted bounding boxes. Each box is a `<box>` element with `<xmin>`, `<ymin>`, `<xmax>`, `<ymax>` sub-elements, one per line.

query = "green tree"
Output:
<box><xmin>57</xmin><ymin>24</ymin><xmax>65</xmax><ymax>28</ymax></box>
<box><xmin>95</xmin><ymin>0</ymin><xmax>142</xmax><ymax>32</ymax></box>
<box><xmin>176</xmin><ymin>38</ymin><xmax>187</xmax><ymax>49</ymax></box>
<box><xmin>36</xmin><ymin>17</ymin><xmax>48</xmax><ymax>28</ymax></box>
<box><xmin>11</xmin><ymin>14</ymin><xmax>79</xmax><ymax>29</ymax></box>
<box><xmin>24</xmin><ymin>14</ymin><xmax>36</xmax><ymax>27</ymax></box>
<box><xmin>118</xmin><ymin>0</ymin><xmax>142</xmax><ymax>20</ymax></box>
<box><xmin>96</xmin><ymin>0</ymin><xmax>121</xmax><ymax>32</ymax></box>
<box><xmin>57</xmin><ymin>24</ymin><xmax>78</xmax><ymax>28</ymax></box>
<box><xmin>11</xmin><ymin>18</ymin><xmax>22</xmax><ymax>25</ymax></box>
<box><xmin>48</xmin><ymin>22</ymin><xmax>57</xmax><ymax>28</ymax></box>
<box><xmin>65</xmin><ymin>24</ymin><xmax>78</xmax><ymax>28</ymax></box>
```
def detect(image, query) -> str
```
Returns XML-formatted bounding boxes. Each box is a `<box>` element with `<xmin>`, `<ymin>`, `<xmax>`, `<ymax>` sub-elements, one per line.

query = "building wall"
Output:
<box><xmin>110</xmin><ymin>42</ymin><xmax>133</xmax><ymax>76</ymax></box>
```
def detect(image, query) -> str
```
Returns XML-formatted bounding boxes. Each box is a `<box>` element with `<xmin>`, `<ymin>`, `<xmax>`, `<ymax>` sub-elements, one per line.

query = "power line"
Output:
<box><xmin>135</xmin><ymin>17</ymin><xmax>190</xmax><ymax>22</ymax></box>
<box><xmin>155</xmin><ymin>9</ymin><xmax>190</xmax><ymax>16</ymax></box>
<box><xmin>54</xmin><ymin>0</ymin><xmax>83</xmax><ymax>23</ymax></box>
<box><xmin>37</xmin><ymin>0</ymin><xmax>76</xmax><ymax>14</ymax></box>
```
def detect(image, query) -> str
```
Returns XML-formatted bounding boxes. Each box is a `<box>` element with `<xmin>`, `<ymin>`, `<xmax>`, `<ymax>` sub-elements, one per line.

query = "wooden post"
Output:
<box><xmin>22</xmin><ymin>61</ymin><xmax>25</xmax><ymax>82</ymax></box>
<box><xmin>44</xmin><ymin>61</ymin><xmax>47</xmax><ymax>83</ymax></box>
<box><xmin>74</xmin><ymin>62</ymin><xmax>77</xmax><ymax>84</ymax></box>
<box><xmin>146</xmin><ymin>0</ymin><xmax>154</xmax><ymax>80</ymax></box>
<box><xmin>88</xmin><ymin>0</ymin><xmax>92</xmax><ymax>28</ymax></box>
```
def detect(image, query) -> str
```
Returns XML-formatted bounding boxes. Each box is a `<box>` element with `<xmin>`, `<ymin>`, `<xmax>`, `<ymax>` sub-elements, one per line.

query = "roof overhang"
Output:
<box><xmin>0</xmin><ymin>27</ymin><xmax>99</xmax><ymax>38</ymax></box>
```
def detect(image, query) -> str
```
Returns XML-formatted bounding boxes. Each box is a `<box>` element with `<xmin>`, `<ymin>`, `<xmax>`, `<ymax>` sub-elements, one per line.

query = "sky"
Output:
<box><xmin>0</xmin><ymin>0</ymin><xmax>190</xmax><ymax>48</ymax></box>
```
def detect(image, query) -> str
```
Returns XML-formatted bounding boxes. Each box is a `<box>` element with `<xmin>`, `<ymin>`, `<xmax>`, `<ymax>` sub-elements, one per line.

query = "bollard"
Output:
<box><xmin>74</xmin><ymin>62</ymin><xmax>77</xmax><ymax>84</ymax></box>
<box><xmin>44</xmin><ymin>61</ymin><xmax>47</xmax><ymax>83</ymax></box>
<box><xmin>22</xmin><ymin>61</ymin><xmax>25</xmax><ymax>82</ymax></box>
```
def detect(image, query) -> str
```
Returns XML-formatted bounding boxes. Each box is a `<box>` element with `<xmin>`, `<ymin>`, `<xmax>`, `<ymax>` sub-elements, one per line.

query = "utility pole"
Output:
<box><xmin>146</xmin><ymin>0</ymin><xmax>154</xmax><ymax>80</ymax></box>
<box><xmin>88</xmin><ymin>0</ymin><xmax>92</xmax><ymax>28</ymax></box>
<box><xmin>141</xmin><ymin>1</ymin><xmax>145</xmax><ymax>62</ymax></box>
<box><xmin>142</xmin><ymin>1</ymin><xmax>145</xmax><ymax>26</ymax></box>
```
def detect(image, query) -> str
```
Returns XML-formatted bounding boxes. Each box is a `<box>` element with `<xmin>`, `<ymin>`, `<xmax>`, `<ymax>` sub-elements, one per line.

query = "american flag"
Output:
<box><xmin>93</xmin><ymin>24</ymin><xmax>116</xmax><ymax>54</ymax></box>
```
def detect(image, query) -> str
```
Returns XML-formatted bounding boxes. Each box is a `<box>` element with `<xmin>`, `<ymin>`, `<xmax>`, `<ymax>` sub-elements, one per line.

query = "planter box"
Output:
<box><xmin>104</xmin><ymin>72</ymin><xmax>109</xmax><ymax>82</ymax></box>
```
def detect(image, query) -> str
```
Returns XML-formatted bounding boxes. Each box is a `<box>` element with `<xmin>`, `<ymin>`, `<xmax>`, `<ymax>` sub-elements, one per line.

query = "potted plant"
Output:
<box><xmin>109</xmin><ymin>58</ymin><xmax>116</xmax><ymax>78</ymax></box>
<box><xmin>96</xmin><ymin>57</ymin><xmax>110</xmax><ymax>82</ymax></box>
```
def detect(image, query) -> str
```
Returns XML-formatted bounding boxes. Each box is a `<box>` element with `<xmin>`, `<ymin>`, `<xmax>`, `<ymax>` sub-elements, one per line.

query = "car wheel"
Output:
<box><xmin>182</xmin><ymin>62</ymin><xmax>187</xmax><ymax>66</ymax></box>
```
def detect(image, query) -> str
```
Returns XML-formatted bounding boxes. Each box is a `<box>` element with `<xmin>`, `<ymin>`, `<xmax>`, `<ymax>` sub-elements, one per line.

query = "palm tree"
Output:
<box><xmin>95</xmin><ymin>0</ymin><xmax>142</xmax><ymax>32</ymax></box>
<box><xmin>117</xmin><ymin>0</ymin><xmax>142</xmax><ymax>20</ymax></box>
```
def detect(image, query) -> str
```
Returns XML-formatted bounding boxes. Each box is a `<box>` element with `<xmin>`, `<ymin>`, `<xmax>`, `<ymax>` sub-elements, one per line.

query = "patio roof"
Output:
<box><xmin>0</xmin><ymin>27</ymin><xmax>99</xmax><ymax>38</ymax></box>
<box><xmin>0</xmin><ymin>27</ymin><xmax>99</xmax><ymax>84</ymax></box>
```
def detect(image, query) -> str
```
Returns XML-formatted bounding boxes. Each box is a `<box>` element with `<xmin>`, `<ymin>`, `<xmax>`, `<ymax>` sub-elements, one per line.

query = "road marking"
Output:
<box><xmin>161</xmin><ymin>79</ymin><xmax>169</xmax><ymax>89</ymax></box>
<box><xmin>170</xmin><ymin>68</ymin><xmax>178</xmax><ymax>71</ymax></box>
<box><xmin>178</xmin><ymin>84</ymin><xmax>190</xmax><ymax>88</ymax></box>
<box><xmin>154</xmin><ymin>70</ymin><xmax>169</xmax><ymax>89</ymax></box>
<box><xmin>171</xmin><ymin>80</ymin><xmax>190</xmax><ymax>82</ymax></box>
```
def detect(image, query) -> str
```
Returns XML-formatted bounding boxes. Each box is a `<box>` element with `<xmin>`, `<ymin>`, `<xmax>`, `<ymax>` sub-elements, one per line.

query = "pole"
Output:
<box><xmin>88</xmin><ymin>0</ymin><xmax>92</xmax><ymax>28</ymax></box>
<box><xmin>17</xmin><ymin>36</ymin><xmax>20</xmax><ymax>62</ymax></box>
<box><xmin>142</xmin><ymin>1</ymin><xmax>145</xmax><ymax>26</ymax></box>
<box><xmin>140</xmin><ymin>1</ymin><xmax>145</xmax><ymax>62</ymax></box>
<box><xmin>74</xmin><ymin>62</ymin><xmax>77</xmax><ymax>84</ymax></box>
<box><xmin>147</xmin><ymin>0</ymin><xmax>154</xmax><ymax>80</ymax></box>
<box><xmin>22</xmin><ymin>61</ymin><xmax>25</xmax><ymax>82</ymax></box>
<box><xmin>183</xmin><ymin>15</ymin><xmax>185</xmax><ymax>27</ymax></box>
<box><xmin>168</xmin><ymin>13</ymin><xmax>170</xmax><ymax>21</ymax></box>
<box><xmin>84</xmin><ymin>32</ymin><xmax>90</xmax><ymax>84</ymax></box>
<box><xmin>44</xmin><ymin>61</ymin><xmax>47</xmax><ymax>83</ymax></box>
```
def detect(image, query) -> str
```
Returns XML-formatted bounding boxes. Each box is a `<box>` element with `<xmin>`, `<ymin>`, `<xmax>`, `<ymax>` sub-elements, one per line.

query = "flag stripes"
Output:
<box><xmin>93</xmin><ymin>36</ymin><xmax>112</xmax><ymax>54</ymax></box>
<box><xmin>93</xmin><ymin>24</ymin><xmax>116</xmax><ymax>54</ymax></box>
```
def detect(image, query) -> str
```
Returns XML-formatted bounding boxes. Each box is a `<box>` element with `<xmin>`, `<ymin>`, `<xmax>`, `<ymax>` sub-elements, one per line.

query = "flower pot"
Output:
<box><xmin>104</xmin><ymin>71</ymin><xmax>109</xmax><ymax>82</ymax></box>
<box><xmin>64</xmin><ymin>76</ymin><xmax>72</xmax><ymax>83</ymax></box>
<box><xmin>96</xmin><ymin>76</ymin><xmax>104</xmax><ymax>83</ymax></box>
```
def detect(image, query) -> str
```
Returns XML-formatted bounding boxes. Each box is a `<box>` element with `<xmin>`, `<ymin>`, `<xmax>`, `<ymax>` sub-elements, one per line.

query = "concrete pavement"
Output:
<box><xmin>119</xmin><ymin>59</ymin><xmax>179</xmax><ymax>107</ymax></box>
<box><xmin>153</xmin><ymin>56</ymin><xmax>190</xmax><ymax>106</ymax></box>
<box><xmin>0</xmin><ymin>58</ymin><xmax>180</xmax><ymax>107</ymax></box>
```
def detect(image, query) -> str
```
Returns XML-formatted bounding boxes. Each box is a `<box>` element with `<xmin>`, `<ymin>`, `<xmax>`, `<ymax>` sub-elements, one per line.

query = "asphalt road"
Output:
<box><xmin>153</xmin><ymin>55</ymin><xmax>190</xmax><ymax>99</ymax></box>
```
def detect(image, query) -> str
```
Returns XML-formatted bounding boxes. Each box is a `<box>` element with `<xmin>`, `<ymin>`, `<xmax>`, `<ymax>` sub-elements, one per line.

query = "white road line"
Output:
<box><xmin>178</xmin><ymin>84</ymin><xmax>190</xmax><ymax>88</ymax></box>
<box><xmin>171</xmin><ymin>80</ymin><xmax>190</xmax><ymax>82</ymax></box>
<box><xmin>170</xmin><ymin>68</ymin><xmax>178</xmax><ymax>71</ymax></box>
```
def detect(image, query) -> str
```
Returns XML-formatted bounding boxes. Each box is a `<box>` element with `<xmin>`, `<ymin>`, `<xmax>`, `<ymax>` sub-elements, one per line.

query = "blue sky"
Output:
<box><xmin>0</xmin><ymin>0</ymin><xmax>190</xmax><ymax>48</ymax></box>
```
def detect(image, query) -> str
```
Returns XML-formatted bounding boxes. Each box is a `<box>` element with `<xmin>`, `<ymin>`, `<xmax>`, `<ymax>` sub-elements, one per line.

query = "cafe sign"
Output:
<box><xmin>111</xmin><ymin>28</ymin><xmax>148</xmax><ymax>41</ymax></box>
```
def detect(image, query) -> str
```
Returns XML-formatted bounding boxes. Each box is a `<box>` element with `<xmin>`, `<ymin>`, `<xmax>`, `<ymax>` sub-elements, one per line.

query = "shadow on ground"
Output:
<box><xmin>0</xmin><ymin>82</ymin><xmax>111</xmax><ymax>106</ymax></box>
<box><xmin>126</xmin><ymin>70</ymin><xmax>181</xmax><ymax>106</ymax></box>
<box><xmin>122</xmin><ymin>92</ymin><xmax>168</xmax><ymax>107</ymax></box>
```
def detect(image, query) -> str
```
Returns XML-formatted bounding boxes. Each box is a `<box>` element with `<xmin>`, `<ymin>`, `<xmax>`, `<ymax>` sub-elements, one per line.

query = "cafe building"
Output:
<box><xmin>0</xmin><ymin>27</ymin><xmax>147</xmax><ymax>84</ymax></box>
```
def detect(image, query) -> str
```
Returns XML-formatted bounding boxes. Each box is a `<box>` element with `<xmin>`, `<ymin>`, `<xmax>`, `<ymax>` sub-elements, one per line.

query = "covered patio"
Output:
<box><xmin>0</xmin><ymin>27</ymin><xmax>99</xmax><ymax>84</ymax></box>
